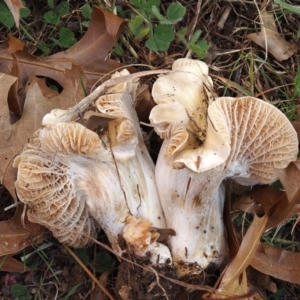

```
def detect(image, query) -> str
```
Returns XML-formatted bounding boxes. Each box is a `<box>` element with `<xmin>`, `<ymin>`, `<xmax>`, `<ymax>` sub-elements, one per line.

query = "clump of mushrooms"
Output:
<box><xmin>13</xmin><ymin>69</ymin><xmax>172</xmax><ymax>265</ymax></box>
<box><xmin>150</xmin><ymin>58</ymin><xmax>298</xmax><ymax>277</ymax></box>
<box><xmin>13</xmin><ymin>58</ymin><xmax>298</xmax><ymax>288</ymax></box>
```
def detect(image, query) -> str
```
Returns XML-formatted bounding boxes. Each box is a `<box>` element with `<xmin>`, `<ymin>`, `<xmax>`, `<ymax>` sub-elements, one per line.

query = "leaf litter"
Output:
<box><xmin>0</xmin><ymin>1</ymin><xmax>300</xmax><ymax>299</ymax></box>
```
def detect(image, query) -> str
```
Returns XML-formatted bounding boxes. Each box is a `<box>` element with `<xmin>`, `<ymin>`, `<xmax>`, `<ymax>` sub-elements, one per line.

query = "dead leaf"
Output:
<box><xmin>0</xmin><ymin>204</ymin><xmax>48</xmax><ymax>256</ymax></box>
<box><xmin>233</xmin><ymin>195</ymin><xmax>265</xmax><ymax>216</ymax></box>
<box><xmin>247</xmin><ymin>266</ymin><xmax>277</xmax><ymax>294</ymax></box>
<box><xmin>0</xmin><ymin>36</ymin><xmax>75</xmax><ymax>90</ymax></box>
<box><xmin>4</xmin><ymin>0</ymin><xmax>25</xmax><ymax>28</ymax></box>
<box><xmin>0</xmin><ymin>255</ymin><xmax>30</xmax><ymax>273</ymax></box>
<box><xmin>247</xmin><ymin>8</ymin><xmax>298</xmax><ymax>61</ymax></box>
<box><xmin>136</xmin><ymin>84</ymin><xmax>156</xmax><ymax>123</ymax></box>
<box><xmin>218</xmin><ymin>214</ymin><xmax>269</xmax><ymax>290</ymax></box>
<box><xmin>265</xmin><ymin>161</ymin><xmax>300</xmax><ymax>229</ymax></box>
<box><xmin>0</xmin><ymin>7</ymin><xmax>131</xmax><ymax>104</ymax></box>
<box><xmin>211</xmin><ymin>272</ymin><xmax>249</xmax><ymax>299</ymax></box>
<box><xmin>0</xmin><ymin>67</ymin><xmax>85</xmax><ymax>200</ymax></box>
<box><xmin>236</xmin><ymin>186</ymin><xmax>285</xmax><ymax>217</ymax></box>
<box><xmin>276</xmin><ymin>161</ymin><xmax>300</xmax><ymax>202</ymax></box>
<box><xmin>49</xmin><ymin>6</ymin><xmax>129</xmax><ymax>91</ymax></box>
<box><xmin>251</xmin><ymin>243</ymin><xmax>300</xmax><ymax>284</ymax></box>
<box><xmin>224</xmin><ymin>183</ymin><xmax>240</xmax><ymax>260</ymax></box>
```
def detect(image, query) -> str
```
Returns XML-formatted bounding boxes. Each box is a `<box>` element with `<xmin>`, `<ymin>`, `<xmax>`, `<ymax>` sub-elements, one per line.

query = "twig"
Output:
<box><xmin>217</xmin><ymin>6</ymin><xmax>232</xmax><ymax>30</ymax></box>
<box><xmin>65</xmin><ymin>245</ymin><xmax>115</xmax><ymax>300</ymax></box>
<box><xmin>186</xmin><ymin>0</ymin><xmax>202</xmax><ymax>58</ymax></box>
<box><xmin>58</xmin><ymin>70</ymin><xmax>171</xmax><ymax>124</ymax></box>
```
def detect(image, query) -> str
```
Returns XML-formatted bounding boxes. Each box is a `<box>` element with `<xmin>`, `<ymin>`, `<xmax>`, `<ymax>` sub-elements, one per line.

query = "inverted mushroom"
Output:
<box><xmin>13</xmin><ymin>123</ymin><xmax>101</xmax><ymax>248</ymax></box>
<box><xmin>150</xmin><ymin>60</ymin><xmax>298</xmax><ymax>278</ymax></box>
<box><xmin>13</xmin><ymin>70</ymin><xmax>172</xmax><ymax>265</ymax></box>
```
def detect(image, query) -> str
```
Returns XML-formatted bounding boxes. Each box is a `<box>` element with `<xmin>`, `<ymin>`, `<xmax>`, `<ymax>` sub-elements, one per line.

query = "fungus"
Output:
<box><xmin>150</xmin><ymin>60</ymin><xmax>298</xmax><ymax>277</ymax></box>
<box><xmin>14</xmin><ymin>70</ymin><xmax>172</xmax><ymax>264</ymax></box>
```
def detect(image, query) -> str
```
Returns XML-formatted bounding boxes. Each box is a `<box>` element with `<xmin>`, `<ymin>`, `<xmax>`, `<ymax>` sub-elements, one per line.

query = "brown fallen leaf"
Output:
<box><xmin>234</xmin><ymin>186</ymin><xmax>285</xmax><ymax>217</ymax></box>
<box><xmin>224</xmin><ymin>183</ymin><xmax>240</xmax><ymax>260</ymax></box>
<box><xmin>210</xmin><ymin>271</ymin><xmax>262</xmax><ymax>300</ymax></box>
<box><xmin>218</xmin><ymin>214</ymin><xmax>269</xmax><ymax>290</ymax></box>
<box><xmin>0</xmin><ymin>6</ymin><xmax>129</xmax><ymax>105</ymax></box>
<box><xmin>0</xmin><ymin>68</ymin><xmax>85</xmax><ymax>200</ymax></box>
<box><xmin>48</xmin><ymin>6</ymin><xmax>129</xmax><ymax>91</ymax></box>
<box><xmin>266</xmin><ymin>161</ymin><xmax>300</xmax><ymax>229</ymax></box>
<box><xmin>251</xmin><ymin>243</ymin><xmax>300</xmax><ymax>284</ymax></box>
<box><xmin>0</xmin><ymin>255</ymin><xmax>30</xmax><ymax>273</ymax></box>
<box><xmin>247</xmin><ymin>7</ymin><xmax>298</xmax><ymax>61</ymax></box>
<box><xmin>0</xmin><ymin>204</ymin><xmax>48</xmax><ymax>256</ymax></box>
<box><xmin>4</xmin><ymin>0</ymin><xmax>24</xmax><ymax>28</ymax></box>
<box><xmin>247</xmin><ymin>266</ymin><xmax>277</xmax><ymax>294</ymax></box>
<box><xmin>291</xmin><ymin>106</ymin><xmax>300</xmax><ymax>142</ymax></box>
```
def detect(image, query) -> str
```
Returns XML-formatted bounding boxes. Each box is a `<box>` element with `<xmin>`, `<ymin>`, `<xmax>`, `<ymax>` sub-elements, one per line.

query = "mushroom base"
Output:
<box><xmin>115</xmin><ymin>258</ymin><xmax>182</xmax><ymax>300</ymax></box>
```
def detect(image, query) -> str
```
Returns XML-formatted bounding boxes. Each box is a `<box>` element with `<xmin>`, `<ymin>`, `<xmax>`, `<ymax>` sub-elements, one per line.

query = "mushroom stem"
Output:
<box><xmin>156</xmin><ymin>141</ymin><xmax>227</xmax><ymax>277</ymax></box>
<box><xmin>149</xmin><ymin>59</ymin><xmax>298</xmax><ymax>279</ymax></box>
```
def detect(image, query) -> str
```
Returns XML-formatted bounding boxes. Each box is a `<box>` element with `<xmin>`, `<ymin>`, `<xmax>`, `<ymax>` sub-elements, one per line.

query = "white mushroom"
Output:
<box><xmin>13</xmin><ymin>123</ymin><xmax>102</xmax><ymax>248</ymax></box>
<box><xmin>151</xmin><ymin>62</ymin><xmax>298</xmax><ymax>278</ymax></box>
<box><xmin>14</xmin><ymin>70</ymin><xmax>172</xmax><ymax>265</ymax></box>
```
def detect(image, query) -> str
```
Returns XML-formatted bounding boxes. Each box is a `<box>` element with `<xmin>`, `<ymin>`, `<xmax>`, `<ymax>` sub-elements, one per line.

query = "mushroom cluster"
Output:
<box><xmin>13</xmin><ymin>59</ymin><xmax>298</xmax><ymax>285</ymax></box>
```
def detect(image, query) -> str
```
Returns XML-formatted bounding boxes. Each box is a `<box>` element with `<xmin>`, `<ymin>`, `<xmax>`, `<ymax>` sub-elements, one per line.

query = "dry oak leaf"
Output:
<box><xmin>0</xmin><ymin>68</ymin><xmax>85</xmax><ymax>200</ymax></box>
<box><xmin>0</xmin><ymin>255</ymin><xmax>30</xmax><ymax>273</ymax></box>
<box><xmin>49</xmin><ymin>6</ymin><xmax>128</xmax><ymax>92</ymax></box>
<box><xmin>247</xmin><ymin>8</ymin><xmax>298</xmax><ymax>61</ymax></box>
<box><xmin>0</xmin><ymin>6</ymin><xmax>128</xmax><ymax>103</ymax></box>
<box><xmin>4</xmin><ymin>0</ymin><xmax>25</xmax><ymax>28</ymax></box>
<box><xmin>218</xmin><ymin>214</ymin><xmax>269</xmax><ymax>292</ymax></box>
<box><xmin>0</xmin><ymin>35</ymin><xmax>86</xmax><ymax>111</ymax></box>
<box><xmin>251</xmin><ymin>243</ymin><xmax>300</xmax><ymax>285</ymax></box>
<box><xmin>0</xmin><ymin>204</ymin><xmax>48</xmax><ymax>256</ymax></box>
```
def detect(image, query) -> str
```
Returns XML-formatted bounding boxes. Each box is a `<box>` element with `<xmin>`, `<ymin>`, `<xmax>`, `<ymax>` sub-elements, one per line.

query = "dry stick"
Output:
<box><xmin>217</xmin><ymin>6</ymin><xmax>232</xmax><ymax>30</ymax></box>
<box><xmin>186</xmin><ymin>0</ymin><xmax>202</xmax><ymax>59</ymax></box>
<box><xmin>65</xmin><ymin>245</ymin><xmax>115</xmax><ymax>300</ymax></box>
<box><xmin>58</xmin><ymin>69</ymin><xmax>171</xmax><ymax>124</ymax></box>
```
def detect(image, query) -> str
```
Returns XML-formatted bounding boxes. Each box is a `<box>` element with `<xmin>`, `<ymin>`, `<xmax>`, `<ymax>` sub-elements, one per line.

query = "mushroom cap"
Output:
<box><xmin>218</xmin><ymin>97</ymin><xmax>298</xmax><ymax>185</ymax></box>
<box><xmin>164</xmin><ymin>96</ymin><xmax>298</xmax><ymax>182</ymax></box>
<box><xmin>13</xmin><ymin>122</ymin><xmax>103</xmax><ymax>247</ymax></box>
<box><xmin>150</xmin><ymin>58</ymin><xmax>214</xmax><ymax>156</ymax></box>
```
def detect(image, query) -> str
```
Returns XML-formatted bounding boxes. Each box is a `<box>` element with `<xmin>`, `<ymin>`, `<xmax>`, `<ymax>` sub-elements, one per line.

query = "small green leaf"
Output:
<box><xmin>189</xmin><ymin>39</ymin><xmax>209</xmax><ymax>58</ymax></box>
<box><xmin>44</xmin><ymin>10</ymin><xmax>60</xmax><ymax>25</ymax></box>
<box><xmin>20</xmin><ymin>7</ymin><xmax>30</xmax><ymax>18</ymax></box>
<box><xmin>82</xmin><ymin>20</ymin><xmax>90</xmax><ymax>28</ymax></box>
<box><xmin>190</xmin><ymin>29</ymin><xmax>202</xmax><ymax>45</ymax></box>
<box><xmin>10</xmin><ymin>284</ymin><xmax>28</xmax><ymax>297</ymax></box>
<box><xmin>129</xmin><ymin>0</ymin><xmax>146</xmax><ymax>8</ymax></box>
<box><xmin>70</xmin><ymin>248</ymin><xmax>89</xmax><ymax>266</ymax></box>
<box><xmin>92</xmin><ymin>252</ymin><xmax>116</xmax><ymax>273</ymax></box>
<box><xmin>274</xmin><ymin>0</ymin><xmax>300</xmax><ymax>14</ymax></box>
<box><xmin>37</xmin><ymin>41</ymin><xmax>51</xmax><ymax>55</ymax></box>
<box><xmin>47</xmin><ymin>0</ymin><xmax>54</xmax><ymax>9</ymax></box>
<box><xmin>167</xmin><ymin>2</ymin><xmax>186</xmax><ymax>23</ymax></box>
<box><xmin>113</xmin><ymin>42</ymin><xmax>124</xmax><ymax>56</ymax></box>
<box><xmin>146</xmin><ymin>24</ymin><xmax>174</xmax><ymax>51</ymax></box>
<box><xmin>0</xmin><ymin>11</ymin><xmax>14</xmax><ymax>28</ymax></box>
<box><xmin>59</xmin><ymin>27</ymin><xmax>77</xmax><ymax>48</ymax></box>
<box><xmin>151</xmin><ymin>5</ymin><xmax>168</xmax><ymax>23</ymax></box>
<box><xmin>0</xmin><ymin>2</ymin><xmax>14</xmax><ymax>28</ymax></box>
<box><xmin>143</xmin><ymin>0</ymin><xmax>160</xmax><ymax>16</ymax></box>
<box><xmin>81</xmin><ymin>3</ymin><xmax>92</xmax><ymax>19</ymax></box>
<box><xmin>56</xmin><ymin>1</ymin><xmax>69</xmax><ymax>15</ymax></box>
<box><xmin>51</xmin><ymin>38</ymin><xmax>63</xmax><ymax>48</ymax></box>
<box><xmin>128</xmin><ymin>15</ymin><xmax>149</xmax><ymax>38</ymax></box>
